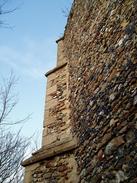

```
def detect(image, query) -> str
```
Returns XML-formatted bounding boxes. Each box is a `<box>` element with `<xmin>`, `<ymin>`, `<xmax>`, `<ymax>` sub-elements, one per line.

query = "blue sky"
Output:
<box><xmin>0</xmin><ymin>0</ymin><xmax>73</xmax><ymax>147</ymax></box>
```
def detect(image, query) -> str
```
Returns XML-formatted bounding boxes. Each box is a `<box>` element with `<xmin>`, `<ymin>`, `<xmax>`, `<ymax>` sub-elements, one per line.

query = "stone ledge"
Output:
<box><xmin>45</xmin><ymin>62</ymin><xmax>67</xmax><ymax>77</ymax></box>
<box><xmin>56</xmin><ymin>36</ymin><xmax>64</xmax><ymax>43</ymax></box>
<box><xmin>21</xmin><ymin>136</ymin><xmax>77</xmax><ymax>167</ymax></box>
<box><xmin>35</xmin><ymin>136</ymin><xmax>73</xmax><ymax>153</ymax></box>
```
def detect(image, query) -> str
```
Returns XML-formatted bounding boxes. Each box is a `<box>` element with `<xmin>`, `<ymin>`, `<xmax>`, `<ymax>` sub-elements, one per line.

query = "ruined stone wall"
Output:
<box><xmin>63</xmin><ymin>0</ymin><xmax>137</xmax><ymax>182</ymax></box>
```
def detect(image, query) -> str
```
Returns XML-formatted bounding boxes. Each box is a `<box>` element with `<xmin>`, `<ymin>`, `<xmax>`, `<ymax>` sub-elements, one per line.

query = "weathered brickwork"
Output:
<box><xmin>63</xmin><ymin>0</ymin><xmax>137</xmax><ymax>182</ymax></box>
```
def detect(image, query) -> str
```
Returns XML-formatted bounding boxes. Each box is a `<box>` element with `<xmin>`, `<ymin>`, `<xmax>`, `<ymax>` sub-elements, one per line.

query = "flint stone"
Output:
<box><xmin>105</xmin><ymin>136</ymin><xmax>125</xmax><ymax>155</ymax></box>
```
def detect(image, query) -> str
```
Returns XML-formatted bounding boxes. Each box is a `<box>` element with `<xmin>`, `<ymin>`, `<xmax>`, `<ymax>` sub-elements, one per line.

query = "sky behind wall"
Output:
<box><xmin>0</xmin><ymin>0</ymin><xmax>73</xmax><ymax>147</ymax></box>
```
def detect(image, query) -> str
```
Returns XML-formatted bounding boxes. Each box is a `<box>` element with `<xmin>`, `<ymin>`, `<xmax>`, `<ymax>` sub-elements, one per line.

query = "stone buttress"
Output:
<box><xmin>21</xmin><ymin>38</ymin><xmax>79</xmax><ymax>183</ymax></box>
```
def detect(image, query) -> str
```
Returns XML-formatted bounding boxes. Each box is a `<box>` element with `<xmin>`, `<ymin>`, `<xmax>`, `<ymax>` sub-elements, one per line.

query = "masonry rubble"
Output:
<box><xmin>22</xmin><ymin>0</ymin><xmax>137</xmax><ymax>182</ymax></box>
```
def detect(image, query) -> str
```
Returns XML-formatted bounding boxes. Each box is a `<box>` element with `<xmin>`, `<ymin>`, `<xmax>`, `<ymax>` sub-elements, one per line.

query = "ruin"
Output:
<box><xmin>22</xmin><ymin>0</ymin><xmax>137</xmax><ymax>182</ymax></box>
